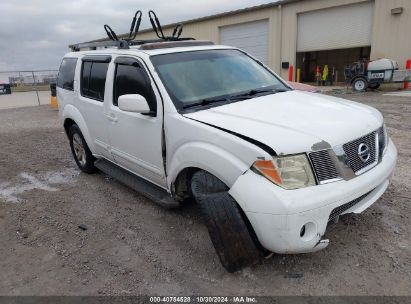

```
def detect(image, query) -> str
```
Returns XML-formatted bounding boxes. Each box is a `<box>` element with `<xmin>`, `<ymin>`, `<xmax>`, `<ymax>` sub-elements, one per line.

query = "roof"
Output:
<box><xmin>70</xmin><ymin>0</ymin><xmax>301</xmax><ymax>47</ymax></box>
<box><xmin>65</xmin><ymin>45</ymin><xmax>235</xmax><ymax>58</ymax></box>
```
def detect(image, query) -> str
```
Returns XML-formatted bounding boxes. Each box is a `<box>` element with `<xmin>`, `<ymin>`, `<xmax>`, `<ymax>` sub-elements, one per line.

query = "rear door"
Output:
<box><xmin>105</xmin><ymin>56</ymin><xmax>166</xmax><ymax>188</ymax></box>
<box><xmin>77</xmin><ymin>55</ymin><xmax>113</xmax><ymax>160</ymax></box>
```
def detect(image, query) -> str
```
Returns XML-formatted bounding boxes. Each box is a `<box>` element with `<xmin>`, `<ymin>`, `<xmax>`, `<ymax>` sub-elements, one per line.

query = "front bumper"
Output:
<box><xmin>228</xmin><ymin>139</ymin><xmax>397</xmax><ymax>254</ymax></box>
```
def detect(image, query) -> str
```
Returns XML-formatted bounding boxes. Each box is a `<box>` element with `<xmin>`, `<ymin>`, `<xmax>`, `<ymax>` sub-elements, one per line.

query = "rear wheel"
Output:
<box><xmin>352</xmin><ymin>78</ymin><xmax>368</xmax><ymax>92</ymax></box>
<box><xmin>191</xmin><ymin>171</ymin><xmax>262</xmax><ymax>272</ymax></box>
<box><xmin>69</xmin><ymin>124</ymin><xmax>96</xmax><ymax>174</ymax></box>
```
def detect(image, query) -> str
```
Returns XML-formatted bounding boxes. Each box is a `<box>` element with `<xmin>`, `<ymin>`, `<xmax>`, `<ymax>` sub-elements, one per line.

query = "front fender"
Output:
<box><xmin>168</xmin><ymin>141</ymin><xmax>251</xmax><ymax>188</ymax></box>
<box><xmin>61</xmin><ymin>104</ymin><xmax>95</xmax><ymax>153</ymax></box>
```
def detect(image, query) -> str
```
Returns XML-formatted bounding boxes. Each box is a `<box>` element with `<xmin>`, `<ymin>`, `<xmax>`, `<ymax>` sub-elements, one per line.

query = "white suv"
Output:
<box><xmin>57</xmin><ymin>41</ymin><xmax>397</xmax><ymax>272</ymax></box>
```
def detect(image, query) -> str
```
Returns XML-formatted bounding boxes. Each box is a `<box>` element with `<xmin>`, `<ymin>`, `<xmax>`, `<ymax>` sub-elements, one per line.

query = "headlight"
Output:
<box><xmin>252</xmin><ymin>154</ymin><xmax>316</xmax><ymax>190</ymax></box>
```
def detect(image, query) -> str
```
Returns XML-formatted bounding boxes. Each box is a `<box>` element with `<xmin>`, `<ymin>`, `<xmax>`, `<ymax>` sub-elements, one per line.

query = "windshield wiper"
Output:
<box><xmin>182</xmin><ymin>88</ymin><xmax>288</xmax><ymax>110</ymax></box>
<box><xmin>230</xmin><ymin>88</ymin><xmax>288</xmax><ymax>100</ymax></box>
<box><xmin>182</xmin><ymin>96</ymin><xmax>229</xmax><ymax>109</ymax></box>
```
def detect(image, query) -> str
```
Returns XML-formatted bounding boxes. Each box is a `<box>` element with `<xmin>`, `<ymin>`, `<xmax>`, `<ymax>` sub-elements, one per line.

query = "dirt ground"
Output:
<box><xmin>0</xmin><ymin>91</ymin><xmax>410</xmax><ymax>296</ymax></box>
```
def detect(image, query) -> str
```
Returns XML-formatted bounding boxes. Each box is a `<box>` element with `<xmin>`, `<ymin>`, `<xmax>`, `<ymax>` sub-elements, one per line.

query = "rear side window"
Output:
<box><xmin>81</xmin><ymin>61</ymin><xmax>109</xmax><ymax>102</ymax></box>
<box><xmin>57</xmin><ymin>58</ymin><xmax>77</xmax><ymax>91</ymax></box>
<box><xmin>113</xmin><ymin>63</ymin><xmax>156</xmax><ymax>112</ymax></box>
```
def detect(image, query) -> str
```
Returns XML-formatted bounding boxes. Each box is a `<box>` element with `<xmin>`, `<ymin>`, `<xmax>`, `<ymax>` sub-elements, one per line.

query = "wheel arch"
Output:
<box><xmin>171</xmin><ymin>166</ymin><xmax>200</xmax><ymax>201</ymax></box>
<box><xmin>63</xmin><ymin>118</ymin><xmax>76</xmax><ymax>136</ymax></box>
<box><xmin>168</xmin><ymin>141</ymin><xmax>251</xmax><ymax>191</ymax></box>
<box><xmin>62</xmin><ymin>104</ymin><xmax>95</xmax><ymax>153</ymax></box>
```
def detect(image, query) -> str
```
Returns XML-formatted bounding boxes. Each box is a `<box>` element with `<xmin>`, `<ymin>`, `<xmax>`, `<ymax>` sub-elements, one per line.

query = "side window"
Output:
<box><xmin>81</xmin><ymin>61</ymin><xmax>109</xmax><ymax>102</ymax></box>
<box><xmin>81</xmin><ymin>62</ymin><xmax>92</xmax><ymax>97</ymax></box>
<box><xmin>57</xmin><ymin>58</ymin><xmax>77</xmax><ymax>91</ymax></box>
<box><xmin>113</xmin><ymin>63</ymin><xmax>157</xmax><ymax>112</ymax></box>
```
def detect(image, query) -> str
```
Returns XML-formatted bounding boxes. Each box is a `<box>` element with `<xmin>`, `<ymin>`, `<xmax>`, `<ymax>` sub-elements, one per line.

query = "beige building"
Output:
<box><xmin>74</xmin><ymin>0</ymin><xmax>411</xmax><ymax>82</ymax></box>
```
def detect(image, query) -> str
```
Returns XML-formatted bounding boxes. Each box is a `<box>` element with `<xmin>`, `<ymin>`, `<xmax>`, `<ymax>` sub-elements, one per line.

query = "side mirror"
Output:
<box><xmin>118</xmin><ymin>94</ymin><xmax>150</xmax><ymax>114</ymax></box>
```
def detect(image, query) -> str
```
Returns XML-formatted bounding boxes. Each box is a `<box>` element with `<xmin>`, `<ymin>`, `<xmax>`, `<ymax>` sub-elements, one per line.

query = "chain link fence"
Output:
<box><xmin>0</xmin><ymin>70</ymin><xmax>58</xmax><ymax>109</ymax></box>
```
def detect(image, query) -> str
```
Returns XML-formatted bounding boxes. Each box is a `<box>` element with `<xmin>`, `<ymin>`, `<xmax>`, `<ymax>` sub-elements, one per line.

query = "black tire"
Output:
<box><xmin>191</xmin><ymin>171</ymin><xmax>262</xmax><ymax>272</ymax></box>
<box><xmin>368</xmin><ymin>83</ymin><xmax>380</xmax><ymax>90</ymax></box>
<box><xmin>68</xmin><ymin>124</ymin><xmax>96</xmax><ymax>174</ymax></box>
<box><xmin>352</xmin><ymin>77</ymin><xmax>368</xmax><ymax>92</ymax></box>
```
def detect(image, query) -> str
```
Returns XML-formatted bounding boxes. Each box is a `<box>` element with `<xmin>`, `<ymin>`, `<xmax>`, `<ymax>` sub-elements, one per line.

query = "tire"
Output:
<box><xmin>368</xmin><ymin>83</ymin><xmax>380</xmax><ymax>90</ymax></box>
<box><xmin>68</xmin><ymin>124</ymin><xmax>96</xmax><ymax>174</ymax></box>
<box><xmin>191</xmin><ymin>171</ymin><xmax>262</xmax><ymax>272</ymax></box>
<box><xmin>352</xmin><ymin>78</ymin><xmax>368</xmax><ymax>92</ymax></box>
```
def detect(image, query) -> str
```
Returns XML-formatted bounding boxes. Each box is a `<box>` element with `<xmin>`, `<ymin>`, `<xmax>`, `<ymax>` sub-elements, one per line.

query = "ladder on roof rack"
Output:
<box><xmin>70</xmin><ymin>10</ymin><xmax>200</xmax><ymax>52</ymax></box>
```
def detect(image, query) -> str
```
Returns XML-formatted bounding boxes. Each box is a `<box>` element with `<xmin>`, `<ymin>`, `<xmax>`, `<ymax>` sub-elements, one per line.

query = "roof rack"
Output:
<box><xmin>69</xmin><ymin>38</ymin><xmax>216</xmax><ymax>52</ymax></box>
<box><xmin>138</xmin><ymin>40</ymin><xmax>214</xmax><ymax>50</ymax></box>
<box><xmin>70</xmin><ymin>40</ymin><xmax>130</xmax><ymax>52</ymax></box>
<box><xmin>70</xmin><ymin>10</ymin><xmax>208</xmax><ymax>52</ymax></box>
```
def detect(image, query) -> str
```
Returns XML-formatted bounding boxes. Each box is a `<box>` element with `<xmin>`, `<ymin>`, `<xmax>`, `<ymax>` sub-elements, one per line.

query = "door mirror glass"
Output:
<box><xmin>118</xmin><ymin>94</ymin><xmax>150</xmax><ymax>113</ymax></box>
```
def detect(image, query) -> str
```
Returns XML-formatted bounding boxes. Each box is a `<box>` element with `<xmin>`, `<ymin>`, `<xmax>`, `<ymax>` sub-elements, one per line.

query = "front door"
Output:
<box><xmin>106</xmin><ymin>56</ymin><xmax>166</xmax><ymax>188</ymax></box>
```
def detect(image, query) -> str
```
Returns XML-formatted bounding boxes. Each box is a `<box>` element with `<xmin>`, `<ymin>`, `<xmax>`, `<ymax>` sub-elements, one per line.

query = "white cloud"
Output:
<box><xmin>31</xmin><ymin>40</ymin><xmax>56</xmax><ymax>49</ymax></box>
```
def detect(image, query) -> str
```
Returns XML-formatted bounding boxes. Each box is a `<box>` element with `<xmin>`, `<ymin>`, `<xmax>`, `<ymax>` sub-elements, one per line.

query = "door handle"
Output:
<box><xmin>106</xmin><ymin>114</ymin><xmax>118</xmax><ymax>123</ymax></box>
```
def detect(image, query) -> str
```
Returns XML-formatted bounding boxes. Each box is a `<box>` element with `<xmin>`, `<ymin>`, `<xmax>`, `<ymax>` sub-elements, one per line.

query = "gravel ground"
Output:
<box><xmin>0</xmin><ymin>91</ymin><xmax>410</xmax><ymax>296</ymax></box>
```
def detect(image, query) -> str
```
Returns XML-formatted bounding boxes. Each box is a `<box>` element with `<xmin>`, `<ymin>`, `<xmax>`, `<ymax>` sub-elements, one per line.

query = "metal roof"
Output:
<box><xmin>70</xmin><ymin>0</ymin><xmax>301</xmax><ymax>47</ymax></box>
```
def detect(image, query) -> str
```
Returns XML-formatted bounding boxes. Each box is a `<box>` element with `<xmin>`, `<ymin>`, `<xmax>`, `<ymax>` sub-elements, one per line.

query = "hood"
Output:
<box><xmin>183</xmin><ymin>91</ymin><xmax>383</xmax><ymax>155</ymax></box>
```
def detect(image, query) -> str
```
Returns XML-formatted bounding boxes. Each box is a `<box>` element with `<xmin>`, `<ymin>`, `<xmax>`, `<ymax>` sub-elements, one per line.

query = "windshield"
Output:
<box><xmin>150</xmin><ymin>49</ymin><xmax>290</xmax><ymax>111</ymax></box>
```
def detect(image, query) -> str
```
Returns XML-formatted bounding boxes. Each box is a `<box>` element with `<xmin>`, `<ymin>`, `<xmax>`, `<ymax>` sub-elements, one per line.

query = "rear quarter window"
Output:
<box><xmin>57</xmin><ymin>58</ymin><xmax>78</xmax><ymax>91</ymax></box>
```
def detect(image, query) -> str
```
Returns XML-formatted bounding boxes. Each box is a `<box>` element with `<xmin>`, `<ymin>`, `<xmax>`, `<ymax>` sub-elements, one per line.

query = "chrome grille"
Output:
<box><xmin>309</xmin><ymin>150</ymin><xmax>340</xmax><ymax>183</ymax></box>
<box><xmin>328</xmin><ymin>189</ymin><xmax>374</xmax><ymax>222</ymax></box>
<box><xmin>343</xmin><ymin>131</ymin><xmax>377</xmax><ymax>173</ymax></box>
<box><xmin>308</xmin><ymin>127</ymin><xmax>384</xmax><ymax>185</ymax></box>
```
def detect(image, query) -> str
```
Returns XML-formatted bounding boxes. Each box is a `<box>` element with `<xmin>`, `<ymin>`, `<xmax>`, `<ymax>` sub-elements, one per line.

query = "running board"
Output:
<box><xmin>94</xmin><ymin>159</ymin><xmax>179</xmax><ymax>209</ymax></box>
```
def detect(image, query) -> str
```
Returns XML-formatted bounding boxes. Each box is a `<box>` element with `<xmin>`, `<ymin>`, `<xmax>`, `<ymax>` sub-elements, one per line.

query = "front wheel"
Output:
<box><xmin>69</xmin><ymin>124</ymin><xmax>96</xmax><ymax>174</ymax></box>
<box><xmin>352</xmin><ymin>78</ymin><xmax>368</xmax><ymax>92</ymax></box>
<box><xmin>191</xmin><ymin>171</ymin><xmax>262</xmax><ymax>272</ymax></box>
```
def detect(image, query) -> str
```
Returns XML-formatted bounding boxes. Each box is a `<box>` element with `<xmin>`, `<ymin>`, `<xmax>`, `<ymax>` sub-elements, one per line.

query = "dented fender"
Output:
<box><xmin>167</xmin><ymin>141</ymin><xmax>250</xmax><ymax>188</ymax></box>
<box><xmin>166</xmin><ymin>113</ymin><xmax>272</xmax><ymax>188</ymax></box>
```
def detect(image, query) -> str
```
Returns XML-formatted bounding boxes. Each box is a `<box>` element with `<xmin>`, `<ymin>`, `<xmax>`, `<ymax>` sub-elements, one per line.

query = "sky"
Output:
<box><xmin>0</xmin><ymin>0</ymin><xmax>274</xmax><ymax>71</ymax></box>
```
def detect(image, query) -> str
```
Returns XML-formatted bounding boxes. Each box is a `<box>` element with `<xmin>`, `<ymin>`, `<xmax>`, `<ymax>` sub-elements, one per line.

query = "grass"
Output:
<box><xmin>11</xmin><ymin>85</ymin><xmax>51</xmax><ymax>93</ymax></box>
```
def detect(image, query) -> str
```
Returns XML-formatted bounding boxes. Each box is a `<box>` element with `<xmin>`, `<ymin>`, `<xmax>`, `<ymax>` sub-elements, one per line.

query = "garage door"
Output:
<box><xmin>297</xmin><ymin>2</ymin><xmax>374</xmax><ymax>52</ymax></box>
<box><xmin>220</xmin><ymin>20</ymin><xmax>269</xmax><ymax>64</ymax></box>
